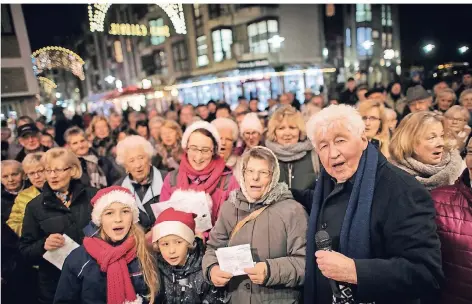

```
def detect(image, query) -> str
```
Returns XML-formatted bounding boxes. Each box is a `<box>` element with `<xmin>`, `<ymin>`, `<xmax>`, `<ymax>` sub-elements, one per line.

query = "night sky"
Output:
<box><xmin>22</xmin><ymin>4</ymin><xmax>472</xmax><ymax>68</ymax></box>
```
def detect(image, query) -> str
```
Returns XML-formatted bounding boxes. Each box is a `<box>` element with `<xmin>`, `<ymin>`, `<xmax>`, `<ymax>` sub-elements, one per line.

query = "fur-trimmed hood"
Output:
<box><xmin>229</xmin><ymin>182</ymin><xmax>293</xmax><ymax>211</ymax></box>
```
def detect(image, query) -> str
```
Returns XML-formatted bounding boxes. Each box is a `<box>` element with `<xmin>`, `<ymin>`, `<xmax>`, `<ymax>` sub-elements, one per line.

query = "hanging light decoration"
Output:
<box><xmin>31</xmin><ymin>46</ymin><xmax>85</xmax><ymax>80</ymax></box>
<box><xmin>37</xmin><ymin>77</ymin><xmax>57</xmax><ymax>95</ymax></box>
<box><xmin>88</xmin><ymin>3</ymin><xmax>187</xmax><ymax>35</ymax></box>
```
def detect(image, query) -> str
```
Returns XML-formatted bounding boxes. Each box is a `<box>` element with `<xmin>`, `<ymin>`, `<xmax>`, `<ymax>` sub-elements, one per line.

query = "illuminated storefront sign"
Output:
<box><xmin>109</xmin><ymin>23</ymin><xmax>170</xmax><ymax>37</ymax></box>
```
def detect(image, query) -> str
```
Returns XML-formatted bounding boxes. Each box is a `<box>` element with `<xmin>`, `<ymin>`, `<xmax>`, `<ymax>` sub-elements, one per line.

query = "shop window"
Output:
<box><xmin>212</xmin><ymin>28</ymin><xmax>233</xmax><ymax>62</ymax></box>
<box><xmin>150</xmin><ymin>18</ymin><xmax>165</xmax><ymax>45</ymax></box>
<box><xmin>247</xmin><ymin>19</ymin><xmax>279</xmax><ymax>54</ymax></box>
<box><xmin>356</xmin><ymin>4</ymin><xmax>371</xmax><ymax>22</ymax></box>
<box><xmin>382</xmin><ymin>5</ymin><xmax>393</xmax><ymax>27</ymax></box>
<box><xmin>172</xmin><ymin>41</ymin><xmax>188</xmax><ymax>72</ymax></box>
<box><xmin>357</xmin><ymin>27</ymin><xmax>373</xmax><ymax>57</ymax></box>
<box><xmin>196</xmin><ymin>35</ymin><xmax>209</xmax><ymax>67</ymax></box>
<box><xmin>154</xmin><ymin>50</ymin><xmax>168</xmax><ymax>75</ymax></box>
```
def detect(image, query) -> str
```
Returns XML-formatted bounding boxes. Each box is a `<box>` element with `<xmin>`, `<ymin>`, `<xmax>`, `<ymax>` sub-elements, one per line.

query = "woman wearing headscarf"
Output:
<box><xmin>160</xmin><ymin>121</ymin><xmax>239</xmax><ymax>229</ymax></box>
<box><xmin>202</xmin><ymin>146</ymin><xmax>307</xmax><ymax>303</ymax></box>
<box><xmin>265</xmin><ymin>105</ymin><xmax>320</xmax><ymax>190</ymax></box>
<box><xmin>390</xmin><ymin>111</ymin><xmax>463</xmax><ymax>190</ymax></box>
<box><xmin>54</xmin><ymin>186</ymin><xmax>160</xmax><ymax>304</ymax></box>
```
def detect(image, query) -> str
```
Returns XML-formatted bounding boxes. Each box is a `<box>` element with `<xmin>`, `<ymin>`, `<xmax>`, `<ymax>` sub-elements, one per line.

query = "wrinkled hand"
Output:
<box><xmin>210</xmin><ymin>265</ymin><xmax>233</xmax><ymax>287</ymax></box>
<box><xmin>244</xmin><ymin>262</ymin><xmax>267</xmax><ymax>285</ymax></box>
<box><xmin>315</xmin><ymin>250</ymin><xmax>357</xmax><ymax>284</ymax></box>
<box><xmin>44</xmin><ymin>234</ymin><xmax>65</xmax><ymax>251</ymax></box>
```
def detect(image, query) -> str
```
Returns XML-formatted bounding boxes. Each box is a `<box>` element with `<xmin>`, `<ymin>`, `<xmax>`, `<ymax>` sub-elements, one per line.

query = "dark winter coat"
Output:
<box><xmin>53</xmin><ymin>222</ymin><xmax>154</xmax><ymax>304</ymax></box>
<box><xmin>92</xmin><ymin>136</ymin><xmax>114</xmax><ymax>157</ymax></box>
<box><xmin>431</xmin><ymin>169</ymin><xmax>472</xmax><ymax>304</ymax></box>
<box><xmin>339</xmin><ymin>89</ymin><xmax>358</xmax><ymax>106</ymax></box>
<box><xmin>293</xmin><ymin>152</ymin><xmax>443</xmax><ymax>304</ymax></box>
<box><xmin>1</xmin><ymin>181</ymin><xmax>29</xmax><ymax>224</ymax></box>
<box><xmin>19</xmin><ymin>180</ymin><xmax>97</xmax><ymax>304</ymax></box>
<box><xmin>115</xmin><ymin>166</ymin><xmax>165</xmax><ymax>231</ymax></box>
<box><xmin>278</xmin><ymin>151</ymin><xmax>319</xmax><ymax>190</ymax></box>
<box><xmin>15</xmin><ymin>145</ymin><xmax>49</xmax><ymax>162</ymax></box>
<box><xmin>79</xmin><ymin>149</ymin><xmax>123</xmax><ymax>187</ymax></box>
<box><xmin>158</xmin><ymin>238</ymin><xmax>226</xmax><ymax>304</ymax></box>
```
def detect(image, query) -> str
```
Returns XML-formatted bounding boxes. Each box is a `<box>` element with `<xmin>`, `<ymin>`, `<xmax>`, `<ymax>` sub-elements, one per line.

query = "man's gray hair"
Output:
<box><xmin>306</xmin><ymin>104</ymin><xmax>365</xmax><ymax>147</ymax></box>
<box><xmin>116</xmin><ymin>135</ymin><xmax>155</xmax><ymax>166</ymax></box>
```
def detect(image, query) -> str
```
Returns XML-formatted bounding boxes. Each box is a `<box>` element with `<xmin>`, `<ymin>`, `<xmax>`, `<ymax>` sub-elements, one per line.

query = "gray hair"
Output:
<box><xmin>306</xmin><ymin>104</ymin><xmax>365</xmax><ymax>147</ymax></box>
<box><xmin>460</xmin><ymin>89</ymin><xmax>472</xmax><ymax>104</ymax></box>
<box><xmin>22</xmin><ymin>152</ymin><xmax>45</xmax><ymax>169</ymax></box>
<box><xmin>435</xmin><ymin>88</ymin><xmax>457</xmax><ymax>103</ymax></box>
<box><xmin>1</xmin><ymin>160</ymin><xmax>23</xmax><ymax>174</ymax></box>
<box><xmin>445</xmin><ymin>105</ymin><xmax>470</xmax><ymax>122</ymax></box>
<box><xmin>211</xmin><ymin>118</ymin><xmax>239</xmax><ymax>141</ymax></box>
<box><xmin>116</xmin><ymin>135</ymin><xmax>155</xmax><ymax>166</ymax></box>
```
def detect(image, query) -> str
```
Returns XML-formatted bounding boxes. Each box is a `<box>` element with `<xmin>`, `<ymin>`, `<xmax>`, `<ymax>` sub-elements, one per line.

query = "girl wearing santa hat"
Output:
<box><xmin>54</xmin><ymin>186</ymin><xmax>160</xmax><ymax>304</ymax></box>
<box><xmin>151</xmin><ymin>208</ymin><xmax>226</xmax><ymax>303</ymax></box>
<box><xmin>159</xmin><ymin>121</ymin><xmax>239</xmax><ymax>237</ymax></box>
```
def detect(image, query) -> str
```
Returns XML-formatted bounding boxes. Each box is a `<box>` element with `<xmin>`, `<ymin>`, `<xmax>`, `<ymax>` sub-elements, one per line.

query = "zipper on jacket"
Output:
<box><xmin>288</xmin><ymin>163</ymin><xmax>293</xmax><ymax>189</ymax></box>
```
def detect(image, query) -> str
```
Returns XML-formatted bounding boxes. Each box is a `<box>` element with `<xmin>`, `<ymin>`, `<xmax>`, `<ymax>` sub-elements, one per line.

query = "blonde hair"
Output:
<box><xmin>156</xmin><ymin>120</ymin><xmax>184</xmax><ymax>166</ymax></box>
<box><xmin>445</xmin><ymin>105</ymin><xmax>470</xmax><ymax>123</ymax></box>
<box><xmin>22</xmin><ymin>152</ymin><xmax>45</xmax><ymax>171</ymax></box>
<box><xmin>267</xmin><ymin>105</ymin><xmax>307</xmax><ymax>142</ymax></box>
<box><xmin>358</xmin><ymin>100</ymin><xmax>391</xmax><ymax>157</ymax></box>
<box><xmin>41</xmin><ymin>147</ymin><xmax>82</xmax><ymax>179</ymax></box>
<box><xmin>87</xmin><ymin>116</ymin><xmax>110</xmax><ymax>138</ymax></box>
<box><xmin>101</xmin><ymin>224</ymin><xmax>159</xmax><ymax>303</ymax></box>
<box><xmin>459</xmin><ymin>89</ymin><xmax>472</xmax><ymax>105</ymax></box>
<box><xmin>435</xmin><ymin>88</ymin><xmax>457</xmax><ymax>104</ymax></box>
<box><xmin>390</xmin><ymin>112</ymin><xmax>450</xmax><ymax>162</ymax></box>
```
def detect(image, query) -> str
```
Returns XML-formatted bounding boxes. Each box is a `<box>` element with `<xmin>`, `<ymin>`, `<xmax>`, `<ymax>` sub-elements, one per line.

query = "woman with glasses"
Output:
<box><xmin>390</xmin><ymin>112</ymin><xmax>463</xmax><ymax>191</ymax></box>
<box><xmin>358</xmin><ymin>99</ymin><xmax>391</xmax><ymax>158</ymax></box>
<box><xmin>7</xmin><ymin>152</ymin><xmax>45</xmax><ymax>236</ymax></box>
<box><xmin>19</xmin><ymin>147</ymin><xmax>97</xmax><ymax>304</ymax></box>
<box><xmin>265</xmin><ymin>105</ymin><xmax>320</xmax><ymax>190</ymax></box>
<box><xmin>160</xmin><ymin>121</ymin><xmax>239</xmax><ymax>237</ymax></box>
<box><xmin>443</xmin><ymin>105</ymin><xmax>471</xmax><ymax>154</ymax></box>
<box><xmin>203</xmin><ymin>146</ymin><xmax>307</xmax><ymax>303</ymax></box>
<box><xmin>114</xmin><ymin>135</ymin><xmax>166</xmax><ymax>231</ymax></box>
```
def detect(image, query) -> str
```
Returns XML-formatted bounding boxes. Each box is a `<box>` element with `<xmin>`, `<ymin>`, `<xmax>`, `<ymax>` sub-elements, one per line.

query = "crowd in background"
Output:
<box><xmin>0</xmin><ymin>71</ymin><xmax>471</xmax><ymax>304</ymax></box>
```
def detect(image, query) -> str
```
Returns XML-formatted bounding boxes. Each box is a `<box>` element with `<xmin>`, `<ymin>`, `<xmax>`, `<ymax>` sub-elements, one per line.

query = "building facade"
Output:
<box><xmin>1</xmin><ymin>4</ymin><xmax>39</xmax><ymax>119</ymax></box>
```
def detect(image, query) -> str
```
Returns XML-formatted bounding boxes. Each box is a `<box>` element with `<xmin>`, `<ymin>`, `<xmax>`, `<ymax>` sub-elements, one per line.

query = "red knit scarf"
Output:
<box><xmin>83</xmin><ymin>236</ymin><xmax>139</xmax><ymax>304</ymax></box>
<box><xmin>177</xmin><ymin>153</ymin><xmax>226</xmax><ymax>194</ymax></box>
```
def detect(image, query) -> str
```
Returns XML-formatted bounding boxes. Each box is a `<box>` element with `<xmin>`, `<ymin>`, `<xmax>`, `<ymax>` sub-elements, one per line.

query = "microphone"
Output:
<box><xmin>315</xmin><ymin>230</ymin><xmax>342</xmax><ymax>298</ymax></box>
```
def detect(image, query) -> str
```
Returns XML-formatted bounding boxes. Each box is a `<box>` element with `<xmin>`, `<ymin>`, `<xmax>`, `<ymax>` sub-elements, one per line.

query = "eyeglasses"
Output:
<box><xmin>243</xmin><ymin>131</ymin><xmax>260</xmax><ymax>138</ymax></box>
<box><xmin>362</xmin><ymin>116</ymin><xmax>380</xmax><ymax>122</ymax></box>
<box><xmin>45</xmin><ymin>167</ymin><xmax>71</xmax><ymax>175</ymax></box>
<box><xmin>244</xmin><ymin>168</ymin><xmax>272</xmax><ymax>179</ymax></box>
<box><xmin>187</xmin><ymin>146</ymin><xmax>213</xmax><ymax>156</ymax></box>
<box><xmin>445</xmin><ymin>116</ymin><xmax>468</xmax><ymax>123</ymax></box>
<box><xmin>27</xmin><ymin>169</ymin><xmax>45</xmax><ymax>177</ymax></box>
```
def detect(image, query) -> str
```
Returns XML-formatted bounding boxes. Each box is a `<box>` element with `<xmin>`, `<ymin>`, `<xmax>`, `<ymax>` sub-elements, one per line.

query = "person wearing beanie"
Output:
<box><xmin>151</xmin><ymin>208</ymin><xmax>226</xmax><ymax>303</ymax></box>
<box><xmin>159</xmin><ymin>121</ymin><xmax>239</xmax><ymax>240</ymax></box>
<box><xmin>54</xmin><ymin>186</ymin><xmax>160</xmax><ymax>304</ymax></box>
<box><xmin>236</xmin><ymin>112</ymin><xmax>264</xmax><ymax>156</ymax></box>
<box><xmin>202</xmin><ymin>146</ymin><xmax>308</xmax><ymax>303</ymax></box>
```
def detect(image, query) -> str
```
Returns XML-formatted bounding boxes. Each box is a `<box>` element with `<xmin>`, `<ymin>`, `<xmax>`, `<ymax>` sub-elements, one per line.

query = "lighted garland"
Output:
<box><xmin>37</xmin><ymin>76</ymin><xmax>57</xmax><ymax>95</ymax></box>
<box><xmin>88</xmin><ymin>3</ymin><xmax>187</xmax><ymax>35</ymax></box>
<box><xmin>31</xmin><ymin>46</ymin><xmax>85</xmax><ymax>80</ymax></box>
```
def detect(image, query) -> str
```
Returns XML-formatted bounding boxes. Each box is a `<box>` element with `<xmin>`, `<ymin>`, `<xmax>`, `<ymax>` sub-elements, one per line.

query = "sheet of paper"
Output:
<box><xmin>216</xmin><ymin>244</ymin><xmax>255</xmax><ymax>276</ymax></box>
<box><xmin>151</xmin><ymin>192</ymin><xmax>213</xmax><ymax>233</ymax></box>
<box><xmin>43</xmin><ymin>234</ymin><xmax>80</xmax><ymax>270</ymax></box>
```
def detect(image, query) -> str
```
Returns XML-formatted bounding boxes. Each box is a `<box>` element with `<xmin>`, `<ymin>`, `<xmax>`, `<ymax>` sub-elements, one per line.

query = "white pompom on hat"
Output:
<box><xmin>181</xmin><ymin>120</ymin><xmax>221</xmax><ymax>152</ymax></box>
<box><xmin>90</xmin><ymin>186</ymin><xmax>140</xmax><ymax>227</ymax></box>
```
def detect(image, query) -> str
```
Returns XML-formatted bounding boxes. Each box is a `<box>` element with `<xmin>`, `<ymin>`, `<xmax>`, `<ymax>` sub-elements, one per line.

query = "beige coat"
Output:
<box><xmin>202</xmin><ymin>183</ymin><xmax>308</xmax><ymax>304</ymax></box>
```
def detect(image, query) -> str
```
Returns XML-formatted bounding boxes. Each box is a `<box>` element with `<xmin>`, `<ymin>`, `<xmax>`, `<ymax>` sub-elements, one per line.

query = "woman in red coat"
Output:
<box><xmin>431</xmin><ymin>138</ymin><xmax>472</xmax><ymax>304</ymax></box>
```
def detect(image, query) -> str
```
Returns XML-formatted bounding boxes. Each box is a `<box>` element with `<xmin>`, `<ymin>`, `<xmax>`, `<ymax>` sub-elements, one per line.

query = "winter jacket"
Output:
<box><xmin>53</xmin><ymin>222</ymin><xmax>154</xmax><ymax>304</ymax></box>
<box><xmin>92</xmin><ymin>136</ymin><xmax>114</xmax><ymax>157</ymax></box>
<box><xmin>278</xmin><ymin>151</ymin><xmax>319</xmax><ymax>190</ymax></box>
<box><xmin>158</xmin><ymin>238</ymin><xmax>226</xmax><ymax>304</ymax></box>
<box><xmin>15</xmin><ymin>145</ymin><xmax>49</xmax><ymax>162</ymax></box>
<box><xmin>202</xmin><ymin>183</ymin><xmax>308</xmax><ymax>304</ymax></box>
<box><xmin>293</xmin><ymin>152</ymin><xmax>443</xmax><ymax>304</ymax></box>
<box><xmin>115</xmin><ymin>166</ymin><xmax>164</xmax><ymax>231</ymax></box>
<box><xmin>19</xmin><ymin>180</ymin><xmax>97</xmax><ymax>304</ymax></box>
<box><xmin>7</xmin><ymin>185</ymin><xmax>41</xmax><ymax>235</ymax></box>
<box><xmin>160</xmin><ymin>167</ymin><xmax>240</xmax><ymax>224</ymax></box>
<box><xmin>79</xmin><ymin>149</ymin><xmax>123</xmax><ymax>188</ymax></box>
<box><xmin>431</xmin><ymin>169</ymin><xmax>472</xmax><ymax>304</ymax></box>
<box><xmin>1</xmin><ymin>185</ymin><xmax>17</xmax><ymax>224</ymax></box>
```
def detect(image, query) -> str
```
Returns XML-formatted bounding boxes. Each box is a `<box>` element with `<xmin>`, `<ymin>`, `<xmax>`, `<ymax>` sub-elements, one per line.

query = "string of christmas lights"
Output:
<box><xmin>31</xmin><ymin>46</ymin><xmax>85</xmax><ymax>80</ymax></box>
<box><xmin>37</xmin><ymin>76</ymin><xmax>57</xmax><ymax>95</ymax></box>
<box><xmin>88</xmin><ymin>3</ymin><xmax>187</xmax><ymax>35</ymax></box>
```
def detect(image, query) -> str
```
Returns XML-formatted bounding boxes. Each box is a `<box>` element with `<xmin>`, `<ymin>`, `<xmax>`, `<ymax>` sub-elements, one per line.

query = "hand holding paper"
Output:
<box><xmin>215</xmin><ymin>244</ymin><xmax>255</xmax><ymax>276</ymax></box>
<box><xmin>210</xmin><ymin>265</ymin><xmax>233</xmax><ymax>287</ymax></box>
<box><xmin>43</xmin><ymin>234</ymin><xmax>79</xmax><ymax>270</ymax></box>
<box><xmin>244</xmin><ymin>262</ymin><xmax>268</xmax><ymax>285</ymax></box>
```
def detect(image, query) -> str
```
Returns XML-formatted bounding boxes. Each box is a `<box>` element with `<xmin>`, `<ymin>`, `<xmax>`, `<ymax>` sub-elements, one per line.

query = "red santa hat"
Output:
<box><xmin>152</xmin><ymin>208</ymin><xmax>196</xmax><ymax>244</ymax></box>
<box><xmin>90</xmin><ymin>186</ymin><xmax>139</xmax><ymax>227</ymax></box>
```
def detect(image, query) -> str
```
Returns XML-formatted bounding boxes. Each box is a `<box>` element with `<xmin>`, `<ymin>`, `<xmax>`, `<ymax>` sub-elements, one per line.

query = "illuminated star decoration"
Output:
<box><xmin>88</xmin><ymin>3</ymin><xmax>187</xmax><ymax>34</ymax></box>
<box><xmin>31</xmin><ymin>46</ymin><xmax>85</xmax><ymax>80</ymax></box>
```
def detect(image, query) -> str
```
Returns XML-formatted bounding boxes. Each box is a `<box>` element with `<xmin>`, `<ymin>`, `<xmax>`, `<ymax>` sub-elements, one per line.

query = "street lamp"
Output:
<box><xmin>423</xmin><ymin>44</ymin><xmax>435</xmax><ymax>54</ymax></box>
<box><xmin>459</xmin><ymin>46</ymin><xmax>469</xmax><ymax>54</ymax></box>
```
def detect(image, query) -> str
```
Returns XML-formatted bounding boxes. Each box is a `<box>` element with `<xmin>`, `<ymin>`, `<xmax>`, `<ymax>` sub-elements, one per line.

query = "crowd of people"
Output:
<box><xmin>1</xmin><ymin>71</ymin><xmax>471</xmax><ymax>304</ymax></box>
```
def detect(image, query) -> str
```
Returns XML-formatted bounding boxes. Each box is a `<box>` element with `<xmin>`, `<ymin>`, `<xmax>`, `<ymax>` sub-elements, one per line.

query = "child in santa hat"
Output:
<box><xmin>54</xmin><ymin>186</ymin><xmax>160</xmax><ymax>304</ymax></box>
<box><xmin>152</xmin><ymin>208</ymin><xmax>227</xmax><ymax>303</ymax></box>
